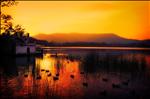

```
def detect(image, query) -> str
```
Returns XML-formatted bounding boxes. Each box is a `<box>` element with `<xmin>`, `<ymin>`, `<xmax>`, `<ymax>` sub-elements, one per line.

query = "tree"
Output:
<box><xmin>1</xmin><ymin>0</ymin><xmax>16</xmax><ymax>33</ymax></box>
<box><xmin>1</xmin><ymin>0</ymin><xmax>25</xmax><ymax>36</ymax></box>
<box><xmin>1</xmin><ymin>0</ymin><xmax>17</xmax><ymax>7</ymax></box>
<box><xmin>14</xmin><ymin>24</ymin><xmax>25</xmax><ymax>37</ymax></box>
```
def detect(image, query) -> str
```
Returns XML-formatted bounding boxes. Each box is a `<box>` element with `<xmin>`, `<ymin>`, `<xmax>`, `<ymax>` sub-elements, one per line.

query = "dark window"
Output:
<box><xmin>27</xmin><ymin>47</ymin><xmax>30</xmax><ymax>54</ymax></box>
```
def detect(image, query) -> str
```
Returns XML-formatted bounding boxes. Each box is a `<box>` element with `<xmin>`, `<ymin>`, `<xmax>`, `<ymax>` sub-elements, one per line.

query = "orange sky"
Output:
<box><xmin>1</xmin><ymin>1</ymin><xmax>150</xmax><ymax>40</ymax></box>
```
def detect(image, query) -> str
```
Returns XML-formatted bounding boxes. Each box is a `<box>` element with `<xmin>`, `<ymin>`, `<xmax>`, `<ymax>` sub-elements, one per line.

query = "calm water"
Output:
<box><xmin>0</xmin><ymin>47</ymin><xmax>150</xmax><ymax>99</ymax></box>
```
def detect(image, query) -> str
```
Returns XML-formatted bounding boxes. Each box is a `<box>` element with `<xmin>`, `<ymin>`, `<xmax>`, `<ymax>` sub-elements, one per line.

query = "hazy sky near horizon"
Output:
<box><xmin>2</xmin><ymin>1</ymin><xmax>150</xmax><ymax>40</ymax></box>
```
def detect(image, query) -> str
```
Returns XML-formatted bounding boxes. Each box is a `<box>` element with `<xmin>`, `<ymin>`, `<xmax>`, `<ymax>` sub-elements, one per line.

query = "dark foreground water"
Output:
<box><xmin>0</xmin><ymin>47</ymin><xmax>150</xmax><ymax>99</ymax></box>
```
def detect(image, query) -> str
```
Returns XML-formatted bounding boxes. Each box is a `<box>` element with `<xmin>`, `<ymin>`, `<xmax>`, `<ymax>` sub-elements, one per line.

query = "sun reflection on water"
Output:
<box><xmin>34</xmin><ymin>53</ymin><xmax>83</xmax><ymax>98</ymax></box>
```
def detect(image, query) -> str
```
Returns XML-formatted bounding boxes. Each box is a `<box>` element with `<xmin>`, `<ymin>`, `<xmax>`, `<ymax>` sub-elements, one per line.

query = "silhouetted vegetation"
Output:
<box><xmin>82</xmin><ymin>52</ymin><xmax>99</xmax><ymax>73</ymax></box>
<box><xmin>82</xmin><ymin>52</ymin><xmax>147</xmax><ymax>74</ymax></box>
<box><xmin>1</xmin><ymin>0</ymin><xmax>17</xmax><ymax>7</ymax></box>
<box><xmin>1</xmin><ymin>0</ymin><xmax>18</xmax><ymax>34</ymax></box>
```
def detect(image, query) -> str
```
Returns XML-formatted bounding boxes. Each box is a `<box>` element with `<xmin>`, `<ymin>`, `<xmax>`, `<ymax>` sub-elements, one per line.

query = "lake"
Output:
<box><xmin>0</xmin><ymin>47</ymin><xmax>150</xmax><ymax>99</ymax></box>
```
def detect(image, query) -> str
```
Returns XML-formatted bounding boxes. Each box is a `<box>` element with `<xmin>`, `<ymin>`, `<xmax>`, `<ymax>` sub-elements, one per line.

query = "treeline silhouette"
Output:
<box><xmin>39</xmin><ymin>41</ymin><xmax>150</xmax><ymax>48</ymax></box>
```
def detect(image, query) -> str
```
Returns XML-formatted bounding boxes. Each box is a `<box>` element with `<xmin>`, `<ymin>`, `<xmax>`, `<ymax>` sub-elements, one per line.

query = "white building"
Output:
<box><xmin>16</xmin><ymin>44</ymin><xmax>36</xmax><ymax>55</ymax></box>
<box><xmin>14</xmin><ymin>33</ymin><xmax>36</xmax><ymax>55</ymax></box>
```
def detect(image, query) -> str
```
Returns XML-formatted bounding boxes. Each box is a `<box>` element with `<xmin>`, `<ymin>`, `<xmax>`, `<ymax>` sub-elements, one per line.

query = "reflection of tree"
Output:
<box><xmin>0</xmin><ymin>56</ymin><xmax>18</xmax><ymax>77</ymax></box>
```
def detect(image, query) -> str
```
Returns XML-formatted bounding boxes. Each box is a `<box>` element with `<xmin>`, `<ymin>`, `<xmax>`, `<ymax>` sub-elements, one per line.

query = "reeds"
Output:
<box><xmin>82</xmin><ymin>52</ymin><xmax>147</xmax><ymax>74</ymax></box>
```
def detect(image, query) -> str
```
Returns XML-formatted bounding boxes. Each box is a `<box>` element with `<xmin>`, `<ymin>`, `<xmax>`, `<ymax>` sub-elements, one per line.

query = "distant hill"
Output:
<box><xmin>32</xmin><ymin>33</ymin><xmax>150</xmax><ymax>47</ymax></box>
<box><xmin>34</xmin><ymin>33</ymin><xmax>139</xmax><ymax>44</ymax></box>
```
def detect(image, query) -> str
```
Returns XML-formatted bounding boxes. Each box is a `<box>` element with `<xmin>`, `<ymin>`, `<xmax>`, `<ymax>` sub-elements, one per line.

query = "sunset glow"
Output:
<box><xmin>1</xmin><ymin>1</ymin><xmax>150</xmax><ymax>40</ymax></box>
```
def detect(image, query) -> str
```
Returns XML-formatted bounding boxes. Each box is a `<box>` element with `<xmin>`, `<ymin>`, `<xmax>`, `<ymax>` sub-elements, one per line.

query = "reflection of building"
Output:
<box><xmin>16</xmin><ymin>56</ymin><xmax>36</xmax><ymax>76</ymax></box>
<box><xmin>0</xmin><ymin>56</ymin><xmax>36</xmax><ymax>78</ymax></box>
<box><xmin>16</xmin><ymin>56</ymin><xmax>35</xmax><ymax>67</ymax></box>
